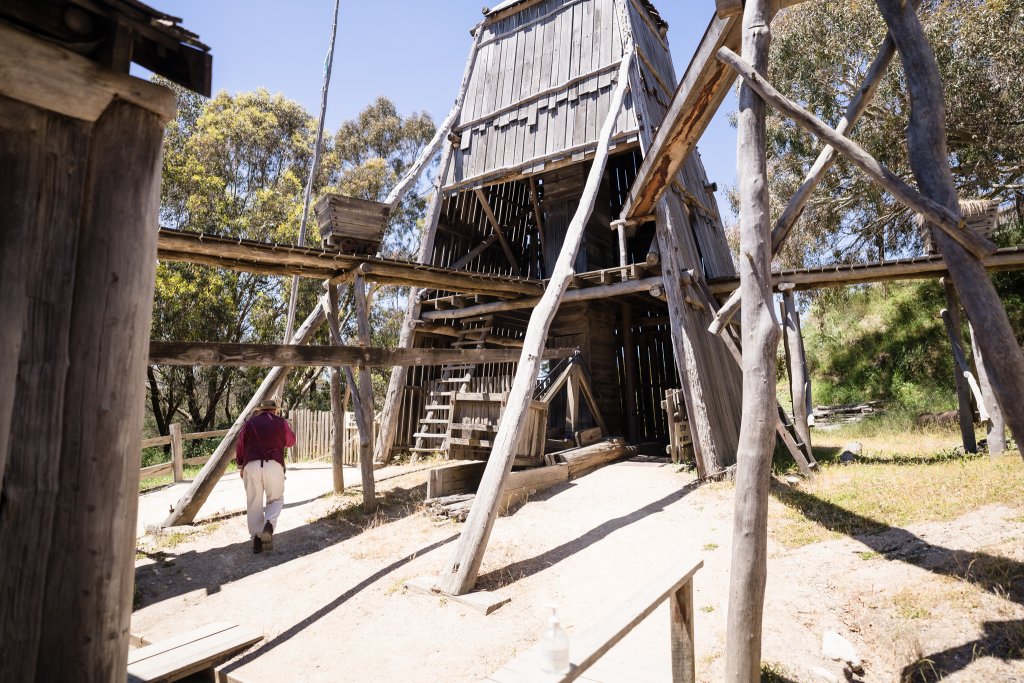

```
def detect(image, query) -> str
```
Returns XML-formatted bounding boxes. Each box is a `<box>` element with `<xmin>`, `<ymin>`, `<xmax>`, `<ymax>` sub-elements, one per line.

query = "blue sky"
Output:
<box><xmin>150</xmin><ymin>1</ymin><xmax>739</xmax><ymax>216</ymax></box>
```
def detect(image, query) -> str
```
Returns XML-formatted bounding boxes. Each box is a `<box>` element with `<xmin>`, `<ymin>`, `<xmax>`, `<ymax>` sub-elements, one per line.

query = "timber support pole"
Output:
<box><xmin>724</xmin><ymin>1</ymin><xmax>780</xmax><ymax>681</ymax></box>
<box><xmin>872</xmin><ymin>0</ymin><xmax>1024</xmax><ymax>454</ymax></box>
<box><xmin>432</xmin><ymin>45</ymin><xmax>636</xmax><ymax>597</ymax></box>
<box><xmin>779</xmin><ymin>285</ymin><xmax>812</xmax><ymax>459</ymax></box>
<box><xmin>940</xmin><ymin>279</ymin><xmax>979</xmax><ymax>454</ymax></box>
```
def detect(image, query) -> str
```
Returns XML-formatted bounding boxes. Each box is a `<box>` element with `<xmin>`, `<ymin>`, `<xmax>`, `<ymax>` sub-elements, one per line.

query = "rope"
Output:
<box><xmin>283</xmin><ymin>0</ymin><xmax>343</xmax><ymax>343</ymax></box>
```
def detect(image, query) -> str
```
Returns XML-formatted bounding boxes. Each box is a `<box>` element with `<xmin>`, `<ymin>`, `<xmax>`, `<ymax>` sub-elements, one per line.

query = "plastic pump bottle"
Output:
<box><xmin>540</xmin><ymin>605</ymin><xmax>570</xmax><ymax>674</ymax></box>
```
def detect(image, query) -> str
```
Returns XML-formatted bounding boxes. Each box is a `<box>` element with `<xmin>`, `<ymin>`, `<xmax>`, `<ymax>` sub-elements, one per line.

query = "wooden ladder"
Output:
<box><xmin>411</xmin><ymin>315</ymin><xmax>494</xmax><ymax>455</ymax></box>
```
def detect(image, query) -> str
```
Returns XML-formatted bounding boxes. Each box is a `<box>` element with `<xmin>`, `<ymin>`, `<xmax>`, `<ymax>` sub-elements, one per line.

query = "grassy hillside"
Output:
<box><xmin>800</xmin><ymin>220</ymin><xmax>1024</xmax><ymax>415</ymax></box>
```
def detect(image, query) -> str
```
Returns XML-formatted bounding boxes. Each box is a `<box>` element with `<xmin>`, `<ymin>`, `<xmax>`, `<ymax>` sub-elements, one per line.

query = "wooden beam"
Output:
<box><xmin>0</xmin><ymin>22</ymin><xmax>176</xmax><ymax>122</ymax></box>
<box><xmin>709</xmin><ymin>23</ymin><xmax>905</xmax><ymax>333</ymax></box>
<box><xmin>725</xmin><ymin>3</ymin><xmax>779</xmax><ymax>681</ymax></box>
<box><xmin>149</xmin><ymin>342</ymin><xmax>574</xmax><ymax>367</ymax></box>
<box><xmin>620</xmin><ymin>13</ymin><xmax>741</xmax><ymax>221</ymax></box>
<box><xmin>421</xmin><ymin>276</ymin><xmax>664</xmax><ymax>321</ymax></box>
<box><xmin>474</xmin><ymin>188</ymin><xmax>521</xmax><ymax>276</ymax></box>
<box><xmin>528</xmin><ymin>176</ymin><xmax>546</xmax><ymax>253</ymax></box>
<box><xmin>705</xmin><ymin>247</ymin><xmax>1024</xmax><ymax>295</ymax></box>
<box><xmin>716</xmin><ymin>46</ymin><xmax>997</xmax><ymax>260</ymax></box>
<box><xmin>157</xmin><ymin>229</ymin><xmax>542</xmax><ymax>297</ymax></box>
<box><xmin>433</xmin><ymin>47</ymin><xmax>636</xmax><ymax>597</ymax></box>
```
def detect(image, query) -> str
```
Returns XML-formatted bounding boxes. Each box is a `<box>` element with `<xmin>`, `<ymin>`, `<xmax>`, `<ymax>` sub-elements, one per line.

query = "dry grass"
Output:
<box><xmin>770</xmin><ymin>449</ymin><xmax>1023</xmax><ymax>549</ymax></box>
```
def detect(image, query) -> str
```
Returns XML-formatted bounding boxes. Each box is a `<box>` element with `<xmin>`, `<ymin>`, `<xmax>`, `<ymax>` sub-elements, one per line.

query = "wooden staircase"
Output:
<box><xmin>411</xmin><ymin>315</ymin><xmax>494</xmax><ymax>455</ymax></box>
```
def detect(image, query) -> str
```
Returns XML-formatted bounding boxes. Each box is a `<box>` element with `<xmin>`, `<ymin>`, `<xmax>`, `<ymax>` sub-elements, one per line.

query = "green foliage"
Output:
<box><xmin>148</xmin><ymin>83</ymin><xmax>435</xmax><ymax>437</ymax></box>
<box><xmin>763</xmin><ymin>0</ymin><xmax>1024</xmax><ymax>268</ymax></box>
<box><xmin>801</xmin><ymin>216</ymin><xmax>1024</xmax><ymax>413</ymax></box>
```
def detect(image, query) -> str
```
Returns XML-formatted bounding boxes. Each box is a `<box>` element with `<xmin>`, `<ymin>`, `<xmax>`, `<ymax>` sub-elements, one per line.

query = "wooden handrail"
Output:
<box><xmin>484</xmin><ymin>559</ymin><xmax>703</xmax><ymax>682</ymax></box>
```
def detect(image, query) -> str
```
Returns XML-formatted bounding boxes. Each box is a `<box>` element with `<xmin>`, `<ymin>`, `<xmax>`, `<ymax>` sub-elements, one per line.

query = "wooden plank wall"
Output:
<box><xmin>450</xmin><ymin>0</ymin><xmax>640</xmax><ymax>186</ymax></box>
<box><xmin>290</xmin><ymin>408</ymin><xmax>364</xmax><ymax>465</ymax></box>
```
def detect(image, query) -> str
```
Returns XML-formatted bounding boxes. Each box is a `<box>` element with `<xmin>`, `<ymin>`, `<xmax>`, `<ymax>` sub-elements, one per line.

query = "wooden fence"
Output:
<box><xmin>289</xmin><ymin>408</ymin><xmax>378</xmax><ymax>466</ymax></box>
<box><xmin>139</xmin><ymin>423</ymin><xmax>230</xmax><ymax>482</ymax></box>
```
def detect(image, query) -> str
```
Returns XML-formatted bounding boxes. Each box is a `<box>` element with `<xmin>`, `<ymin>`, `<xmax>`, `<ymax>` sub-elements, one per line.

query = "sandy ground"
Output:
<box><xmin>132</xmin><ymin>459</ymin><xmax>1024</xmax><ymax>682</ymax></box>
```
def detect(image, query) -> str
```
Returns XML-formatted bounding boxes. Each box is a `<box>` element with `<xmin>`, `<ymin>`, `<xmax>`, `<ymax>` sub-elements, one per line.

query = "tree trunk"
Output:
<box><xmin>725</xmin><ymin>1</ymin><xmax>780</xmax><ymax>681</ymax></box>
<box><xmin>352</xmin><ymin>274</ymin><xmax>376</xmax><ymax>513</ymax></box>
<box><xmin>780</xmin><ymin>289</ymin><xmax>812</xmax><ymax>457</ymax></box>
<box><xmin>873</xmin><ymin>0</ymin><xmax>1024</xmax><ymax>453</ymax></box>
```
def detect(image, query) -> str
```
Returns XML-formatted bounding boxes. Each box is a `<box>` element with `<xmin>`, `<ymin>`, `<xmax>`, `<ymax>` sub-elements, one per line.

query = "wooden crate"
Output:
<box><xmin>314</xmin><ymin>193</ymin><xmax>388</xmax><ymax>255</ymax></box>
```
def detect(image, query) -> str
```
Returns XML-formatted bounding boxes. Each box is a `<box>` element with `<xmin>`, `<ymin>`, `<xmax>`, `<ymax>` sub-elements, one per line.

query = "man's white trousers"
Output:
<box><xmin>242</xmin><ymin>460</ymin><xmax>284</xmax><ymax>537</ymax></box>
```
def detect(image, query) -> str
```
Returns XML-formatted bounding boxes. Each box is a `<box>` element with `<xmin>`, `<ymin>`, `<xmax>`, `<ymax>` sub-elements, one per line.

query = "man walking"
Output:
<box><xmin>235</xmin><ymin>398</ymin><xmax>295</xmax><ymax>554</ymax></box>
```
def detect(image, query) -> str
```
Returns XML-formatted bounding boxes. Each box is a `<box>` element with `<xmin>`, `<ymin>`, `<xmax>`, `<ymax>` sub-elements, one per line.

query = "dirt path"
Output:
<box><xmin>132</xmin><ymin>459</ymin><xmax>1024</xmax><ymax>682</ymax></box>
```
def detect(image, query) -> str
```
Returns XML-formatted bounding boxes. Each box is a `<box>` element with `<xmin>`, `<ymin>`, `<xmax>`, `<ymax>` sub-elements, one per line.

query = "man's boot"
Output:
<box><xmin>252</xmin><ymin>535</ymin><xmax>263</xmax><ymax>554</ymax></box>
<box><xmin>261</xmin><ymin>521</ymin><xmax>274</xmax><ymax>550</ymax></box>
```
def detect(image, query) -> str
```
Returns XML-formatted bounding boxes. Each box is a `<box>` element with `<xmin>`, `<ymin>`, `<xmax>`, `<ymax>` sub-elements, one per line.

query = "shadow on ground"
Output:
<box><xmin>476</xmin><ymin>477</ymin><xmax>706</xmax><ymax>591</ymax></box>
<box><xmin>135</xmin><ymin>483</ymin><xmax>427</xmax><ymax>609</ymax></box>
<box><xmin>218</xmin><ymin>533</ymin><xmax>459</xmax><ymax>677</ymax></box>
<box><xmin>769</xmin><ymin>481</ymin><xmax>1024</xmax><ymax>606</ymax></box>
<box><xmin>901</xmin><ymin>619</ymin><xmax>1024</xmax><ymax>681</ymax></box>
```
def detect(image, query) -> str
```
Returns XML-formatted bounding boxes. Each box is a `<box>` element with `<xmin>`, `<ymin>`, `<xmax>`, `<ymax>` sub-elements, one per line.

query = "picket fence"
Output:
<box><xmin>289</xmin><ymin>409</ymin><xmax>379</xmax><ymax>465</ymax></box>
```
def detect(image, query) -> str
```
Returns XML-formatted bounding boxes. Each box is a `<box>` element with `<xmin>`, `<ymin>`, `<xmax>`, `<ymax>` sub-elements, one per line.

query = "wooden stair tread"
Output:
<box><xmin>450</xmin><ymin>423</ymin><xmax>498</xmax><ymax>432</ymax></box>
<box><xmin>424</xmin><ymin>404</ymin><xmax>453</xmax><ymax>411</ymax></box>
<box><xmin>449</xmin><ymin>437</ymin><xmax>494</xmax><ymax>447</ymax></box>
<box><xmin>127</xmin><ymin>622</ymin><xmax>262</xmax><ymax>682</ymax></box>
<box><xmin>413</xmin><ymin>433</ymin><xmax>447</xmax><ymax>440</ymax></box>
<box><xmin>420</xmin><ymin>419</ymin><xmax>450</xmax><ymax>425</ymax></box>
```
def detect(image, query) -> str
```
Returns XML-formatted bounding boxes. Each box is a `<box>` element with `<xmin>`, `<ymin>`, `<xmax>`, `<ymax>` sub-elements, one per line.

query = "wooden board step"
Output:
<box><xmin>424</xmin><ymin>404</ymin><xmax>453</xmax><ymax>411</ymax></box>
<box><xmin>413</xmin><ymin>433</ymin><xmax>447</xmax><ymax>440</ymax></box>
<box><xmin>450</xmin><ymin>423</ymin><xmax>499</xmax><ymax>432</ymax></box>
<box><xmin>448</xmin><ymin>437</ymin><xmax>495</xmax><ymax>447</ymax></box>
<box><xmin>440</xmin><ymin>377</ymin><xmax>473</xmax><ymax>383</ymax></box>
<box><xmin>420</xmin><ymin>419</ymin><xmax>450</xmax><ymax>425</ymax></box>
<box><xmin>127</xmin><ymin>622</ymin><xmax>262</xmax><ymax>683</ymax></box>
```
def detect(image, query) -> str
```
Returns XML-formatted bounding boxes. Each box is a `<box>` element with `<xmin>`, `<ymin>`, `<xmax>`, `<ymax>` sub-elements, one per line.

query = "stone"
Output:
<box><xmin>822</xmin><ymin>630</ymin><xmax>862</xmax><ymax>669</ymax></box>
<box><xmin>839</xmin><ymin>441</ymin><xmax>862</xmax><ymax>464</ymax></box>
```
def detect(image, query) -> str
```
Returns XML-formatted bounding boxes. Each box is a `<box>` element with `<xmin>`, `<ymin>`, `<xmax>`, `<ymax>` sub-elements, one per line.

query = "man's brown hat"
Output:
<box><xmin>258</xmin><ymin>399</ymin><xmax>280</xmax><ymax>411</ymax></box>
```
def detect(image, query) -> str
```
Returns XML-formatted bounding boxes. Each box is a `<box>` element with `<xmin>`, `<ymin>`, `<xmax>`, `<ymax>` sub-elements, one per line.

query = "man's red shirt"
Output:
<box><xmin>235</xmin><ymin>412</ymin><xmax>296</xmax><ymax>469</ymax></box>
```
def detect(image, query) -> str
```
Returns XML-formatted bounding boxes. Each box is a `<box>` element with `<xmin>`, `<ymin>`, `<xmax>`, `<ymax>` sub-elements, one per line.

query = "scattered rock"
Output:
<box><xmin>839</xmin><ymin>441</ymin><xmax>861</xmax><ymax>464</ymax></box>
<box><xmin>784</xmin><ymin>475</ymin><xmax>802</xmax><ymax>487</ymax></box>
<box><xmin>811</xmin><ymin>666</ymin><xmax>839</xmax><ymax>683</ymax></box>
<box><xmin>822</xmin><ymin>630</ymin><xmax>862</xmax><ymax>670</ymax></box>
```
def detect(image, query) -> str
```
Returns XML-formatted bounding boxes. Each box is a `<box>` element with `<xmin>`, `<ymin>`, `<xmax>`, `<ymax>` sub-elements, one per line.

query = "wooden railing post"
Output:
<box><xmin>170</xmin><ymin>423</ymin><xmax>184</xmax><ymax>483</ymax></box>
<box><xmin>670</xmin><ymin>578</ymin><xmax>696</xmax><ymax>683</ymax></box>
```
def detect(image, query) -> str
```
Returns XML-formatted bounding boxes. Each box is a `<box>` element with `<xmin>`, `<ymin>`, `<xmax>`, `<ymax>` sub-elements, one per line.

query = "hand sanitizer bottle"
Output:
<box><xmin>540</xmin><ymin>605</ymin><xmax>570</xmax><ymax>674</ymax></box>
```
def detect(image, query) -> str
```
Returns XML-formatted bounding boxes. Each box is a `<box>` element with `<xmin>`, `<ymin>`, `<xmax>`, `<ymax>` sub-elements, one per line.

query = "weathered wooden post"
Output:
<box><xmin>327</xmin><ymin>284</ymin><xmax>346</xmax><ymax>492</ymax></box>
<box><xmin>0</xmin><ymin>7</ymin><xmax>210</xmax><ymax>677</ymax></box>
<box><xmin>940</xmin><ymin>278</ymin><xmax>978</xmax><ymax>453</ymax></box>
<box><xmin>968</xmin><ymin>323</ymin><xmax>1006</xmax><ymax>456</ymax></box>
<box><xmin>779</xmin><ymin>285</ymin><xmax>812</xmax><ymax>458</ymax></box>
<box><xmin>722</xmin><ymin>0</ymin><xmax>780</xmax><ymax>680</ymax></box>
<box><xmin>170</xmin><ymin>422</ymin><xmax>185</xmax><ymax>482</ymax></box>
<box><xmin>433</xmin><ymin>49</ymin><xmax>636</xmax><ymax>596</ymax></box>
<box><xmin>352</xmin><ymin>274</ymin><xmax>377</xmax><ymax>512</ymax></box>
<box><xmin>873</xmin><ymin>0</ymin><xmax>1024</xmax><ymax>454</ymax></box>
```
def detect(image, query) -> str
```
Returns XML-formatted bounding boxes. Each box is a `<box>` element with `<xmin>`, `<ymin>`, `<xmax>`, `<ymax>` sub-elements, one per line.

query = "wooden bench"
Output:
<box><xmin>127</xmin><ymin>622</ymin><xmax>262</xmax><ymax>682</ymax></box>
<box><xmin>484</xmin><ymin>559</ymin><xmax>702</xmax><ymax>683</ymax></box>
